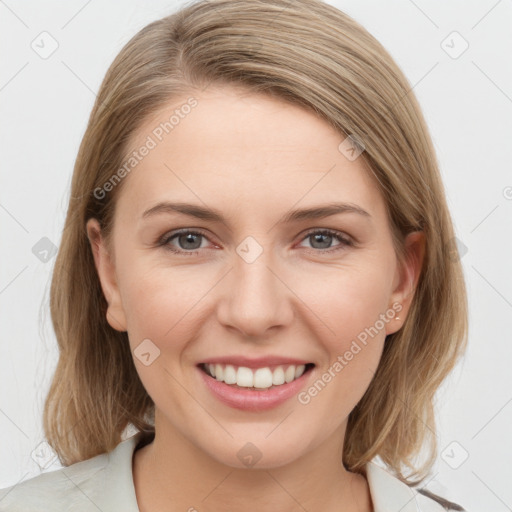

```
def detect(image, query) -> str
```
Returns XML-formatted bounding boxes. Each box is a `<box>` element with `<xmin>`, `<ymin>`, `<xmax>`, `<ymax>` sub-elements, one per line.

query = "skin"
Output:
<box><xmin>87</xmin><ymin>85</ymin><xmax>425</xmax><ymax>512</ymax></box>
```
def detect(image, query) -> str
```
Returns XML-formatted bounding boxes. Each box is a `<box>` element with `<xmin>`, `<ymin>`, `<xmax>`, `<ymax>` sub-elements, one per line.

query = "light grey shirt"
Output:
<box><xmin>0</xmin><ymin>431</ymin><xmax>455</xmax><ymax>511</ymax></box>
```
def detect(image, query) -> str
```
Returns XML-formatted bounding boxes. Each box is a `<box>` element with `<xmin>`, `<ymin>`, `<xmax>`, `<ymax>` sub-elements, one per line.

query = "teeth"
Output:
<box><xmin>214</xmin><ymin>364</ymin><xmax>224</xmax><ymax>382</ymax></box>
<box><xmin>223</xmin><ymin>365</ymin><xmax>237</xmax><ymax>384</ymax></box>
<box><xmin>205</xmin><ymin>363</ymin><xmax>307</xmax><ymax>390</ymax></box>
<box><xmin>272</xmin><ymin>366</ymin><xmax>285</xmax><ymax>385</ymax></box>
<box><xmin>237</xmin><ymin>367</ymin><xmax>255</xmax><ymax>387</ymax></box>
<box><xmin>285</xmin><ymin>365</ymin><xmax>296</xmax><ymax>383</ymax></box>
<box><xmin>253</xmin><ymin>368</ymin><xmax>273</xmax><ymax>388</ymax></box>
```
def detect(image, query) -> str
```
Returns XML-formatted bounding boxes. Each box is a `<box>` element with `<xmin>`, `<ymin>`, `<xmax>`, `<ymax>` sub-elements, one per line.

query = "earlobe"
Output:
<box><xmin>86</xmin><ymin>218</ymin><xmax>128</xmax><ymax>332</ymax></box>
<box><xmin>386</xmin><ymin>231</ymin><xmax>425</xmax><ymax>334</ymax></box>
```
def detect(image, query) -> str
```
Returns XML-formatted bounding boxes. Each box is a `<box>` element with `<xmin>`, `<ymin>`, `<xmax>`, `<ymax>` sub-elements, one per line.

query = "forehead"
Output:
<box><xmin>116</xmin><ymin>86</ymin><xmax>383</xmax><ymax>223</ymax></box>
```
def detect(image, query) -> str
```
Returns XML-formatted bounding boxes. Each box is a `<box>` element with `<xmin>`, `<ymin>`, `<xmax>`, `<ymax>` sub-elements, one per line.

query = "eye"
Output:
<box><xmin>157</xmin><ymin>228</ymin><xmax>354</xmax><ymax>256</ymax></box>
<box><xmin>157</xmin><ymin>229</ymin><xmax>213</xmax><ymax>255</ymax></box>
<box><xmin>297</xmin><ymin>229</ymin><xmax>353</xmax><ymax>253</ymax></box>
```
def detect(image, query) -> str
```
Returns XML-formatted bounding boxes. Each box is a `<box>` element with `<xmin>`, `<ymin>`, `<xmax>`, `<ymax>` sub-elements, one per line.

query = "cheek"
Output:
<box><xmin>118</xmin><ymin>260</ymin><xmax>206</xmax><ymax>348</ymax></box>
<box><xmin>295</xmin><ymin>268</ymin><xmax>391</xmax><ymax>428</ymax></box>
<box><xmin>118</xmin><ymin>263</ymin><xmax>207</xmax><ymax>413</ymax></box>
<box><xmin>298</xmin><ymin>261</ymin><xmax>394</xmax><ymax>349</ymax></box>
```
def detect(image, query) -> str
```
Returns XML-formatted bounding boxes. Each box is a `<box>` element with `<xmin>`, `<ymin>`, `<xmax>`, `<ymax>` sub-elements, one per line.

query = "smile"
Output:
<box><xmin>197</xmin><ymin>361</ymin><xmax>316</xmax><ymax>412</ymax></box>
<box><xmin>200</xmin><ymin>362</ymin><xmax>315</xmax><ymax>390</ymax></box>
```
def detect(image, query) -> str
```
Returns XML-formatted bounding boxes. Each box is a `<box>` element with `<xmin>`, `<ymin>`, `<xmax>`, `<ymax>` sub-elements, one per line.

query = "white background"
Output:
<box><xmin>1</xmin><ymin>1</ymin><xmax>511</xmax><ymax>510</ymax></box>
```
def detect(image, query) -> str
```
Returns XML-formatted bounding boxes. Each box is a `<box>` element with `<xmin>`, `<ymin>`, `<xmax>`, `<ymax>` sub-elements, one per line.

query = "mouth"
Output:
<box><xmin>198</xmin><ymin>362</ymin><xmax>316</xmax><ymax>391</ymax></box>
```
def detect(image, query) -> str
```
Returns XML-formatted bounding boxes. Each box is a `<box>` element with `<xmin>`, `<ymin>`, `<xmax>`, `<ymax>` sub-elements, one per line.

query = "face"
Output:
<box><xmin>87</xmin><ymin>85</ymin><xmax>423</xmax><ymax>470</ymax></box>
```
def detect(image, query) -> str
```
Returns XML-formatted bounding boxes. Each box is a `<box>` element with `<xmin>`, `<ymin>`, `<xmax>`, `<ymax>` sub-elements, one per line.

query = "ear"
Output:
<box><xmin>385</xmin><ymin>231</ymin><xmax>425</xmax><ymax>335</ymax></box>
<box><xmin>86</xmin><ymin>218</ymin><xmax>127</xmax><ymax>332</ymax></box>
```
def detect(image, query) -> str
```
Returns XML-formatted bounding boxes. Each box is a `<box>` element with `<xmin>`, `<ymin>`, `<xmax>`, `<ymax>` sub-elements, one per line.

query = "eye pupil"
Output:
<box><xmin>311</xmin><ymin>233</ymin><xmax>332</xmax><ymax>249</ymax></box>
<box><xmin>179</xmin><ymin>233</ymin><xmax>202</xmax><ymax>249</ymax></box>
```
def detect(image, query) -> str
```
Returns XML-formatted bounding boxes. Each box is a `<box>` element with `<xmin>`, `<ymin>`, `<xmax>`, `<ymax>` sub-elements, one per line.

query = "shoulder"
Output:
<box><xmin>0</xmin><ymin>452</ymin><xmax>110</xmax><ymax>512</ymax></box>
<box><xmin>365</xmin><ymin>461</ymin><xmax>466</xmax><ymax>512</ymax></box>
<box><xmin>0</xmin><ymin>432</ymin><xmax>146</xmax><ymax>512</ymax></box>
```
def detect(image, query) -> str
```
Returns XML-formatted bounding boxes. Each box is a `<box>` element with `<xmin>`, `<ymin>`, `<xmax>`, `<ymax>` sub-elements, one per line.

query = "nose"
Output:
<box><xmin>216</xmin><ymin>242</ymin><xmax>294</xmax><ymax>339</ymax></box>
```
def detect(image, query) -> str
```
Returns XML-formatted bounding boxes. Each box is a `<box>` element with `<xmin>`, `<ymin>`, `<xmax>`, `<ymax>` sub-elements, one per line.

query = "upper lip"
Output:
<box><xmin>199</xmin><ymin>356</ymin><xmax>314</xmax><ymax>369</ymax></box>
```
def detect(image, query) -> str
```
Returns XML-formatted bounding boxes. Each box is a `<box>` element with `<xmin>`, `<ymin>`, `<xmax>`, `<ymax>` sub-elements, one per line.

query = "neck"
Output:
<box><xmin>132</xmin><ymin>413</ymin><xmax>373</xmax><ymax>512</ymax></box>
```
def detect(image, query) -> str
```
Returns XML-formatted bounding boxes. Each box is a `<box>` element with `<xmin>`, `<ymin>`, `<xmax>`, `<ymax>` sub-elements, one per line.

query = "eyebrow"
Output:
<box><xmin>141</xmin><ymin>201</ymin><xmax>371</xmax><ymax>224</ymax></box>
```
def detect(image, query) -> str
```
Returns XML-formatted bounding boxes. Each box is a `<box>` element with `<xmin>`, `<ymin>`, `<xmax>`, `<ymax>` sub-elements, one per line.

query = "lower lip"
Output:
<box><xmin>198</xmin><ymin>365</ymin><xmax>314</xmax><ymax>412</ymax></box>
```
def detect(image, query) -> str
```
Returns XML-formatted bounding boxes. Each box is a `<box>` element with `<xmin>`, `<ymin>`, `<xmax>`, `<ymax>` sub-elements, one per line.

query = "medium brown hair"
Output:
<box><xmin>44</xmin><ymin>0</ymin><xmax>468</xmax><ymax>493</ymax></box>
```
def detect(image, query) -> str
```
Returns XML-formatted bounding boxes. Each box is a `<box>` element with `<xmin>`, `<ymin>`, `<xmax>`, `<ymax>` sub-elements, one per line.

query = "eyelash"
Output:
<box><xmin>156</xmin><ymin>228</ymin><xmax>354</xmax><ymax>256</ymax></box>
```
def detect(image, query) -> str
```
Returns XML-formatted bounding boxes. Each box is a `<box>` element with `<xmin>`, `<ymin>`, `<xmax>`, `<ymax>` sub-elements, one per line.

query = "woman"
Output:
<box><xmin>0</xmin><ymin>0</ymin><xmax>468</xmax><ymax>510</ymax></box>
